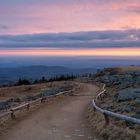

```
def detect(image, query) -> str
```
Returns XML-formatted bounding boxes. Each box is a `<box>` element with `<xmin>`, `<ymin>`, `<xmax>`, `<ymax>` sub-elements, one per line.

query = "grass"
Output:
<box><xmin>87</xmin><ymin>104</ymin><xmax>140</xmax><ymax>140</ymax></box>
<box><xmin>87</xmin><ymin>66</ymin><xmax>140</xmax><ymax>139</ymax></box>
<box><xmin>0</xmin><ymin>81</ymin><xmax>65</xmax><ymax>101</ymax></box>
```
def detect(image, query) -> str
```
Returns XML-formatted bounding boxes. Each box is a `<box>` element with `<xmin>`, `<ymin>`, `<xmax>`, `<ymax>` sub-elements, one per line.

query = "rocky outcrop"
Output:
<box><xmin>122</xmin><ymin>104</ymin><xmax>132</xmax><ymax>113</ymax></box>
<box><xmin>115</xmin><ymin>88</ymin><xmax>140</xmax><ymax>102</ymax></box>
<box><xmin>95</xmin><ymin>69</ymin><xmax>140</xmax><ymax>89</ymax></box>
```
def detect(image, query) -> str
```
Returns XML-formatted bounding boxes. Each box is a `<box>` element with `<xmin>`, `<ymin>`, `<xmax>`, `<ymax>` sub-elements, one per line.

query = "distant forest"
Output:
<box><xmin>16</xmin><ymin>75</ymin><xmax>77</xmax><ymax>86</ymax></box>
<box><xmin>0</xmin><ymin>73</ymin><xmax>93</xmax><ymax>87</ymax></box>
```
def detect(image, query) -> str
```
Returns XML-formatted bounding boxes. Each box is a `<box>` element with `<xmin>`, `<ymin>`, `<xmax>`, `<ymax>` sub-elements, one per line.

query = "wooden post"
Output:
<box><xmin>42</xmin><ymin>97</ymin><xmax>46</xmax><ymax>103</ymax></box>
<box><xmin>41</xmin><ymin>98</ymin><xmax>44</xmax><ymax>103</ymax></box>
<box><xmin>100</xmin><ymin>96</ymin><xmax>103</xmax><ymax>101</ymax></box>
<box><xmin>41</xmin><ymin>97</ymin><xmax>46</xmax><ymax>103</ymax></box>
<box><xmin>27</xmin><ymin>104</ymin><xmax>30</xmax><ymax>110</ymax></box>
<box><xmin>103</xmin><ymin>113</ymin><xmax>109</xmax><ymax>125</ymax></box>
<box><xmin>11</xmin><ymin>110</ymin><xmax>16</xmax><ymax>119</ymax></box>
<box><xmin>104</xmin><ymin>92</ymin><xmax>107</xmax><ymax>96</ymax></box>
<box><xmin>93</xmin><ymin>106</ymin><xmax>96</xmax><ymax>112</ymax></box>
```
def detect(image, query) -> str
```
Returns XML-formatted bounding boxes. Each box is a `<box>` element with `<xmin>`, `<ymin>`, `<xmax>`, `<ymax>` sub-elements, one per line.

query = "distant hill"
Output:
<box><xmin>0</xmin><ymin>65</ymin><xmax>97</xmax><ymax>85</ymax></box>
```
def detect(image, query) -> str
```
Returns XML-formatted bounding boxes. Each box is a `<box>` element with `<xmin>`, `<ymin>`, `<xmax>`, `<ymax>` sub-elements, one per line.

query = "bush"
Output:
<box><xmin>16</xmin><ymin>78</ymin><xmax>31</xmax><ymax>85</ymax></box>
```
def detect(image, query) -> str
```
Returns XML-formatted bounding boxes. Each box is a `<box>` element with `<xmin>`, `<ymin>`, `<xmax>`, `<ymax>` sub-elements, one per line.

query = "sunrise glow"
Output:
<box><xmin>0</xmin><ymin>48</ymin><xmax>139</xmax><ymax>57</ymax></box>
<box><xmin>0</xmin><ymin>0</ymin><xmax>140</xmax><ymax>58</ymax></box>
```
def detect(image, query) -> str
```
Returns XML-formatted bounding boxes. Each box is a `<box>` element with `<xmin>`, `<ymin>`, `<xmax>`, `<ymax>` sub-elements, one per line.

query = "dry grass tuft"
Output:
<box><xmin>87</xmin><ymin>104</ymin><xmax>140</xmax><ymax>140</ymax></box>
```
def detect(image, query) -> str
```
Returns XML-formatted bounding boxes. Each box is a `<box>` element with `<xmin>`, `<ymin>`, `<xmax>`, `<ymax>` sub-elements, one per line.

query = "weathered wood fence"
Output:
<box><xmin>0</xmin><ymin>90</ymin><xmax>72</xmax><ymax>120</ymax></box>
<box><xmin>92</xmin><ymin>84</ymin><xmax>140</xmax><ymax>125</ymax></box>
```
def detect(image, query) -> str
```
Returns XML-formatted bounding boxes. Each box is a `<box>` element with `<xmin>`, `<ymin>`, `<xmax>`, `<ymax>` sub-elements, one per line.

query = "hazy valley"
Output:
<box><xmin>0</xmin><ymin>65</ymin><xmax>97</xmax><ymax>85</ymax></box>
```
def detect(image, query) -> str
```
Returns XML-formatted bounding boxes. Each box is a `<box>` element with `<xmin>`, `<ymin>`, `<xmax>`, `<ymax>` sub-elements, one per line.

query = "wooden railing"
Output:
<box><xmin>0</xmin><ymin>90</ymin><xmax>72</xmax><ymax>120</ymax></box>
<box><xmin>92</xmin><ymin>84</ymin><xmax>140</xmax><ymax>125</ymax></box>
<box><xmin>95</xmin><ymin>84</ymin><xmax>106</xmax><ymax>100</ymax></box>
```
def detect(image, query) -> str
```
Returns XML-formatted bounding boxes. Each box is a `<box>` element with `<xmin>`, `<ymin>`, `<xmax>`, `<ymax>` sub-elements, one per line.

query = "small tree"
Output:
<box><xmin>17</xmin><ymin>78</ymin><xmax>31</xmax><ymax>85</ymax></box>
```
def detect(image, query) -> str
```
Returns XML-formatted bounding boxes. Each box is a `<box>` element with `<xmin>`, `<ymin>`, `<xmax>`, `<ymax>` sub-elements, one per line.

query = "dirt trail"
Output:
<box><xmin>0</xmin><ymin>83</ymin><xmax>100</xmax><ymax>140</ymax></box>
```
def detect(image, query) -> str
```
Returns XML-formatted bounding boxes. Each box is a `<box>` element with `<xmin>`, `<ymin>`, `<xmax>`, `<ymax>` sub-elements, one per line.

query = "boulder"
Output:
<box><xmin>0</xmin><ymin>101</ymin><xmax>10</xmax><ymax>110</ymax></box>
<box><xmin>116</xmin><ymin>88</ymin><xmax>140</xmax><ymax>102</ymax></box>
<box><xmin>135</xmin><ymin>98</ymin><xmax>140</xmax><ymax>104</ymax></box>
<box><xmin>136</xmin><ymin>109</ymin><xmax>140</xmax><ymax>114</ymax></box>
<box><xmin>122</xmin><ymin>104</ymin><xmax>132</xmax><ymax>113</ymax></box>
<box><xmin>132</xmin><ymin>114</ymin><xmax>140</xmax><ymax>119</ymax></box>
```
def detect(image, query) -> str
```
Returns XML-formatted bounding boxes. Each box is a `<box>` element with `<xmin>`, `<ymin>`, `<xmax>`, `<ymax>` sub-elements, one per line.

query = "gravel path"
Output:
<box><xmin>0</xmin><ymin>83</ymin><xmax>100</xmax><ymax>140</ymax></box>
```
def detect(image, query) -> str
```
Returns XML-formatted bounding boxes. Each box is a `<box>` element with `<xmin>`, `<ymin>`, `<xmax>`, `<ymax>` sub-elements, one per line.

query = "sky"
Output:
<box><xmin>0</xmin><ymin>0</ymin><xmax>140</xmax><ymax>57</ymax></box>
<box><xmin>1</xmin><ymin>0</ymin><xmax>140</xmax><ymax>34</ymax></box>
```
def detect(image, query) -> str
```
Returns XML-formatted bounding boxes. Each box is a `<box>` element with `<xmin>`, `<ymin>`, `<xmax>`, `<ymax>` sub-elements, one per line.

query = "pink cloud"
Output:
<box><xmin>0</xmin><ymin>1</ymin><xmax>140</xmax><ymax>34</ymax></box>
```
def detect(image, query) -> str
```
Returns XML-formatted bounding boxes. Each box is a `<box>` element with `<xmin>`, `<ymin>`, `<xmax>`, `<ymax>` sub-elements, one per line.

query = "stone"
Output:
<box><xmin>0</xmin><ymin>101</ymin><xmax>10</xmax><ymax>110</ymax></box>
<box><xmin>122</xmin><ymin>105</ymin><xmax>132</xmax><ymax>113</ymax></box>
<box><xmin>116</xmin><ymin>88</ymin><xmax>140</xmax><ymax>102</ymax></box>
<box><xmin>136</xmin><ymin>109</ymin><xmax>140</xmax><ymax>114</ymax></box>
<box><xmin>132</xmin><ymin>114</ymin><xmax>140</xmax><ymax>119</ymax></box>
<box><xmin>135</xmin><ymin>98</ymin><xmax>140</xmax><ymax>104</ymax></box>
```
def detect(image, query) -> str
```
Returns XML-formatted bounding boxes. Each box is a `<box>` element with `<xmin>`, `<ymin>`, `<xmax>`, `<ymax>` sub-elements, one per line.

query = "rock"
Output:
<box><xmin>0</xmin><ymin>101</ymin><xmax>10</xmax><ymax>110</ymax></box>
<box><xmin>116</xmin><ymin>88</ymin><xmax>140</xmax><ymax>102</ymax></box>
<box><xmin>132</xmin><ymin>114</ymin><xmax>140</xmax><ymax>119</ymax></box>
<box><xmin>135</xmin><ymin>98</ymin><xmax>140</xmax><ymax>104</ymax></box>
<box><xmin>0</xmin><ymin>84</ymin><xmax>73</xmax><ymax>110</ymax></box>
<box><xmin>102</xmin><ymin>104</ymin><xmax>113</xmax><ymax>110</ymax></box>
<box><xmin>122</xmin><ymin>105</ymin><xmax>132</xmax><ymax>113</ymax></box>
<box><xmin>13</xmin><ymin>97</ymin><xmax>22</xmax><ymax>102</ymax></box>
<box><xmin>136</xmin><ymin>109</ymin><xmax>140</xmax><ymax>114</ymax></box>
<box><xmin>94</xmin><ymin>69</ymin><xmax>140</xmax><ymax>89</ymax></box>
<box><xmin>25</xmin><ymin>96</ymin><xmax>37</xmax><ymax>101</ymax></box>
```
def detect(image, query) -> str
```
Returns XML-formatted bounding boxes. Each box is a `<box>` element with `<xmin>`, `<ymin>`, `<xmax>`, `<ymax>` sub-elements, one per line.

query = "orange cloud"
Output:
<box><xmin>0</xmin><ymin>48</ymin><xmax>140</xmax><ymax>57</ymax></box>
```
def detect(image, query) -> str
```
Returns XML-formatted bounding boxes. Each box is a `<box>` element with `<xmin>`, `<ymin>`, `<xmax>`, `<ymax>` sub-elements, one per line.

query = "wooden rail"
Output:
<box><xmin>0</xmin><ymin>89</ymin><xmax>72</xmax><ymax>120</ymax></box>
<box><xmin>95</xmin><ymin>84</ymin><xmax>106</xmax><ymax>100</ymax></box>
<box><xmin>92</xmin><ymin>84</ymin><xmax>140</xmax><ymax>125</ymax></box>
<box><xmin>0</xmin><ymin>111</ymin><xmax>11</xmax><ymax>119</ymax></box>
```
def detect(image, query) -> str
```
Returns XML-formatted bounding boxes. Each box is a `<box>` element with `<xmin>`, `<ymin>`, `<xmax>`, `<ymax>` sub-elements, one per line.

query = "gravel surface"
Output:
<box><xmin>0</xmin><ymin>83</ymin><xmax>100</xmax><ymax>140</ymax></box>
